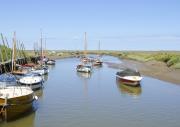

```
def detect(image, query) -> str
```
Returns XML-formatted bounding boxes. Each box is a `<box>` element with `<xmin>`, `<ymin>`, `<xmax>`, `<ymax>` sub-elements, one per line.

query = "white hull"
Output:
<box><xmin>116</xmin><ymin>75</ymin><xmax>142</xmax><ymax>86</ymax></box>
<box><xmin>19</xmin><ymin>76</ymin><xmax>43</xmax><ymax>90</ymax></box>
<box><xmin>31</xmin><ymin>69</ymin><xmax>49</xmax><ymax>75</ymax></box>
<box><xmin>47</xmin><ymin>60</ymin><xmax>55</xmax><ymax>65</ymax></box>
<box><xmin>76</xmin><ymin>65</ymin><xmax>92</xmax><ymax>73</ymax></box>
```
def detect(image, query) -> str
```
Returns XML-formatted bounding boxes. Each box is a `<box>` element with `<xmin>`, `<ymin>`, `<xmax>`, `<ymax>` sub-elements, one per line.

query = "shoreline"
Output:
<box><xmin>45</xmin><ymin>53</ymin><xmax>180</xmax><ymax>85</ymax></box>
<box><xmin>105</xmin><ymin>58</ymin><xmax>180</xmax><ymax>85</ymax></box>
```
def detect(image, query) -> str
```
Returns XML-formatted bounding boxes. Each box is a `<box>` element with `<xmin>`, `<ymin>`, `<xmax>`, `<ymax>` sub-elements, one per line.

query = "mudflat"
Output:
<box><xmin>105</xmin><ymin>59</ymin><xmax>180</xmax><ymax>85</ymax></box>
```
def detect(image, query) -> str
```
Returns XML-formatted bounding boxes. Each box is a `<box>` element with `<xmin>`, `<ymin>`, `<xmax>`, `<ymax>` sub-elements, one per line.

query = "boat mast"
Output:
<box><xmin>44</xmin><ymin>38</ymin><xmax>46</xmax><ymax>57</ymax></box>
<box><xmin>5</xmin><ymin>36</ymin><xmax>12</xmax><ymax>72</ymax></box>
<box><xmin>1</xmin><ymin>33</ymin><xmax>10</xmax><ymax>72</ymax></box>
<box><xmin>0</xmin><ymin>37</ymin><xmax>5</xmax><ymax>73</ymax></box>
<box><xmin>98</xmin><ymin>40</ymin><xmax>100</xmax><ymax>55</ymax></box>
<box><xmin>84</xmin><ymin>32</ymin><xmax>87</xmax><ymax>57</ymax></box>
<box><xmin>40</xmin><ymin>29</ymin><xmax>43</xmax><ymax>66</ymax></box>
<box><xmin>12</xmin><ymin>32</ymin><xmax>16</xmax><ymax>72</ymax></box>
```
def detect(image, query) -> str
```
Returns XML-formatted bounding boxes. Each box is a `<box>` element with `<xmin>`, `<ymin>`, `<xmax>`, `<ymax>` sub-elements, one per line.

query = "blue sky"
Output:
<box><xmin>0</xmin><ymin>0</ymin><xmax>180</xmax><ymax>50</ymax></box>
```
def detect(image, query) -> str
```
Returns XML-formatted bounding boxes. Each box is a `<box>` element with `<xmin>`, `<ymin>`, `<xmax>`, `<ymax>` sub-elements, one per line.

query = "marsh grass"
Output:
<box><xmin>26</xmin><ymin>50</ymin><xmax>180</xmax><ymax>69</ymax></box>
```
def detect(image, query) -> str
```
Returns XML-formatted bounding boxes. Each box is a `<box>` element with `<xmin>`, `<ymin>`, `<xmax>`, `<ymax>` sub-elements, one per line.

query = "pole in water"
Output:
<box><xmin>4</xmin><ymin>94</ymin><xmax>8</xmax><ymax>121</ymax></box>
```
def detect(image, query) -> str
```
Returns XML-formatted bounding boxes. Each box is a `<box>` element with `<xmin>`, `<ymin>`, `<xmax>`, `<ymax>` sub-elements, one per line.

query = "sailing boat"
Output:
<box><xmin>81</xmin><ymin>32</ymin><xmax>89</xmax><ymax>63</ymax></box>
<box><xmin>45</xmin><ymin>39</ymin><xmax>56</xmax><ymax>65</ymax></box>
<box><xmin>31</xmin><ymin>31</ymin><xmax>49</xmax><ymax>75</ymax></box>
<box><xmin>0</xmin><ymin>86</ymin><xmax>38</xmax><ymax>120</ymax></box>
<box><xmin>76</xmin><ymin>32</ymin><xmax>92</xmax><ymax>73</ymax></box>
<box><xmin>11</xmin><ymin>32</ymin><xmax>29</xmax><ymax>75</ymax></box>
<box><xmin>93</xmin><ymin>40</ymin><xmax>103</xmax><ymax>66</ymax></box>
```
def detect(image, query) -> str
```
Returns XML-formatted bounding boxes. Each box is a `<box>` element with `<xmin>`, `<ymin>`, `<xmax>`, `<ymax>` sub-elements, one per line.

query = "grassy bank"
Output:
<box><xmin>26</xmin><ymin>50</ymin><xmax>79</xmax><ymax>60</ymax></box>
<box><xmin>94</xmin><ymin>51</ymin><xmax>180</xmax><ymax>69</ymax></box>
<box><xmin>88</xmin><ymin>50</ymin><xmax>180</xmax><ymax>69</ymax></box>
<box><xmin>26</xmin><ymin>50</ymin><xmax>180</xmax><ymax>69</ymax></box>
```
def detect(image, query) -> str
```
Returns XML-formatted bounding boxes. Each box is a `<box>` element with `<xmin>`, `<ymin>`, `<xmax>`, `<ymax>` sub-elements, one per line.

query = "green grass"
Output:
<box><xmin>173</xmin><ymin>63</ymin><xmax>180</xmax><ymax>69</ymax></box>
<box><xmin>25</xmin><ymin>50</ymin><xmax>180</xmax><ymax>69</ymax></box>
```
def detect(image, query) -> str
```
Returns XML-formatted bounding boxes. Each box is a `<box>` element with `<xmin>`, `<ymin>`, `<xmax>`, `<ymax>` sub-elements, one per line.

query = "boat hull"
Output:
<box><xmin>47</xmin><ymin>60</ymin><xmax>55</xmax><ymax>65</ymax></box>
<box><xmin>93</xmin><ymin>62</ymin><xmax>103</xmax><ymax>66</ymax></box>
<box><xmin>0</xmin><ymin>93</ymin><xmax>35</xmax><ymax>120</ymax></box>
<box><xmin>19</xmin><ymin>77</ymin><xmax>43</xmax><ymax>90</ymax></box>
<box><xmin>76</xmin><ymin>68</ymin><xmax>91</xmax><ymax>73</ymax></box>
<box><xmin>19</xmin><ymin>82</ymin><xmax>43</xmax><ymax>90</ymax></box>
<box><xmin>116</xmin><ymin>76</ymin><xmax>141</xmax><ymax>86</ymax></box>
<box><xmin>76</xmin><ymin>65</ymin><xmax>92</xmax><ymax>73</ymax></box>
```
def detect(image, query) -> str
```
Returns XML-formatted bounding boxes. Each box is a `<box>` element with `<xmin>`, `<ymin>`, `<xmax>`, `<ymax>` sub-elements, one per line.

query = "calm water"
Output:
<box><xmin>1</xmin><ymin>56</ymin><xmax>180</xmax><ymax>127</ymax></box>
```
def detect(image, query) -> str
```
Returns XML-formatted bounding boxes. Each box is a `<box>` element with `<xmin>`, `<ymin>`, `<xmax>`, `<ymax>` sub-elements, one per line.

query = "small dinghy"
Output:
<box><xmin>116</xmin><ymin>69</ymin><xmax>143</xmax><ymax>86</ymax></box>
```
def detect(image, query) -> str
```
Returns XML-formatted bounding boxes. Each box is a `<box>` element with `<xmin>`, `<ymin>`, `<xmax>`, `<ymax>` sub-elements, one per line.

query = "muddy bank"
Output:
<box><xmin>105</xmin><ymin>59</ymin><xmax>180</xmax><ymax>85</ymax></box>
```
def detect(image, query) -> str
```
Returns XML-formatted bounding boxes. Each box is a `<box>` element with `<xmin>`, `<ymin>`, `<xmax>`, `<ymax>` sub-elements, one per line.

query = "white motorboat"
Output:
<box><xmin>116</xmin><ymin>69</ymin><xmax>143</xmax><ymax>86</ymax></box>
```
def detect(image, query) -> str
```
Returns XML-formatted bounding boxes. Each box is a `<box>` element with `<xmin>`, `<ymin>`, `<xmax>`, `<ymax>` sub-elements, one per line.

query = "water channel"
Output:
<box><xmin>1</xmin><ymin>56</ymin><xmax>180</xmax><ymax>127</ymax></box>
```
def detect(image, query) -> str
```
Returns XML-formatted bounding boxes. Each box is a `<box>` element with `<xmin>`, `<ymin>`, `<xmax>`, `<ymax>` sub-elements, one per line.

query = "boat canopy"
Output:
<box><xmin>116</xmin><ymin>69</ymin><xmax>140</xmax><ymax>77</ymax></box>
<box><xmin>0</xmin><ymin>73</ymin><xmax>17</xmax><ymax>82</ymax></box>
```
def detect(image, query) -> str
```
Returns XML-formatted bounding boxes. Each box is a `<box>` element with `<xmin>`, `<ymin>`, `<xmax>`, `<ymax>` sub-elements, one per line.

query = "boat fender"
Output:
<box><xmin>34</xmin><ymin>96</ymin><xmax>38</xmax><ymax>100</ymax></box>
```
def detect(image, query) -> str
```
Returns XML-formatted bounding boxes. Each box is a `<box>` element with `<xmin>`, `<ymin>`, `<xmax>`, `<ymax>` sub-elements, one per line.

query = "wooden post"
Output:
<box><xmin>4</xmin><ymin>95</ymin><xmax>8</xmax><ymax>121</ymax></box>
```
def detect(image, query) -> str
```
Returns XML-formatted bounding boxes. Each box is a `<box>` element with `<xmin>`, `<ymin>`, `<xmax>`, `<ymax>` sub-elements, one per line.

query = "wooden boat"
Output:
<box><xmin>76</xmin><ymin>64</ymin><xmax>92</xmax><ymax>73</ymax></box>
<box><xmin>22</xmin><ymin>63</ymin><xmax>36</xmax><ymax>67</ymax></box>
<box><xmin>0</xmin><ymin>86</ymin><xmax>37</xmax><ymax>120</ymax></box>
<box><xmin>116</xmin><ymin>69</ymin><xmax>142</xmax><ymax>86</ymax></box>
<box><xmin>11</xmin><ymin>33</ymin><xmax>29</xmax><ymax>75</ymax></box>
<box><xmin>19</xmin><ymin>73</ymin><xmax>43</xmax><ymax>90</ymax></box>
<box><xmin>12</xmin><ymin>68</ymin><xmax>29</xmax><ymax>75</ymax></box>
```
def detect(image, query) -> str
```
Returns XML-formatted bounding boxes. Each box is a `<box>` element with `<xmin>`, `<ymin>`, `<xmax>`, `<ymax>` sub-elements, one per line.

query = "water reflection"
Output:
<box><xmin>47</xmin><ymin>65</ymin><xmax>55</xmax><ymax>70</ymax></box>
<box><xmin>34</xmin><ymin>89</ymin><xmax>43</xmax><ymax>98</ymax></box>
<box><xmin>93</xmin><ymin>64</ymin><xmax>103</xmax><ymax>69</ymax></box>
<box><xmin>116</xmin><ymin>80</ymin><xmax>142</xmax><ymax>96</ymax></box>
<box><xmin>76</xmin><ymin>72</ymin><xmax>91</xmax><ymax>79</ymax></box>
<box><xmin>1</xmin><ymin>112</ymin><xmax>35</xmax><ymax>127</ymax></box>
<box><xmin>76</xmin><ymin>72</ymin><xmax>91</xmax><ymax>97</ymax></box>
<box><xmin>42</xmin><ymin>75</ymin><xmax>48</xmax><ymax>82</ymax></box>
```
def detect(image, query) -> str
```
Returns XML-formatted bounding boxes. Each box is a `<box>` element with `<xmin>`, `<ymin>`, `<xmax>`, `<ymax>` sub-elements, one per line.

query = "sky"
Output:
<box><xmin>0</xmin><ymin>0</ymin><xmax>180</xmax><ymax>50</ymax></box>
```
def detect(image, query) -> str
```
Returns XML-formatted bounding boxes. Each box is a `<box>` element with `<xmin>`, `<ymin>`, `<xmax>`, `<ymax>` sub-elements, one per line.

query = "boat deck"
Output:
<box><xmin>0</xmin><ymin>86</ymin><xmax>33</xmax><ymax>99</ymax></box>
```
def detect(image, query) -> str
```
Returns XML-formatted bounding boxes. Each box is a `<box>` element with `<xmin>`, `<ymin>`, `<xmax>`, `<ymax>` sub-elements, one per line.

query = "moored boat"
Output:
<box><xmin>76</xmin><ymin>64</ymin><xmax>92</xmax><ymax>73</ymax></box>
<box><xmin>12</xmin><ymin>66</ymin><xmax>29</xmax><ymax>75</ymax></box>
<box><xmin>0</xmin><ymin>73</ymin><xmax>17</xmax><ymax>86</ymax></box>
<box><xmin>31</xmin><ymin>66</ymin><xmax>49</xmax><ymax>75</ymax></box>
<box><xmin>93</xmin><ymin>59</ymin><xmax>103</xmax><ymax>66</ymax></box>
<box><xmin>0</xmin><ymin>86</ymin><xmax>37</xmax><ymax>120</ymax></box>
<box><xmin>47</xmin><ymin>59</ymin><xmax>56</xmax><ymax>65</ymax></box>
<box><xmin>18</xmin><ymin>73</ymin><xmax>43</xmax><ymax>90</ymax></box>
<box><xmin>116</xmin><ymin>69</ymin><xmax>142</xmax><ymax>86</ymax></box>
